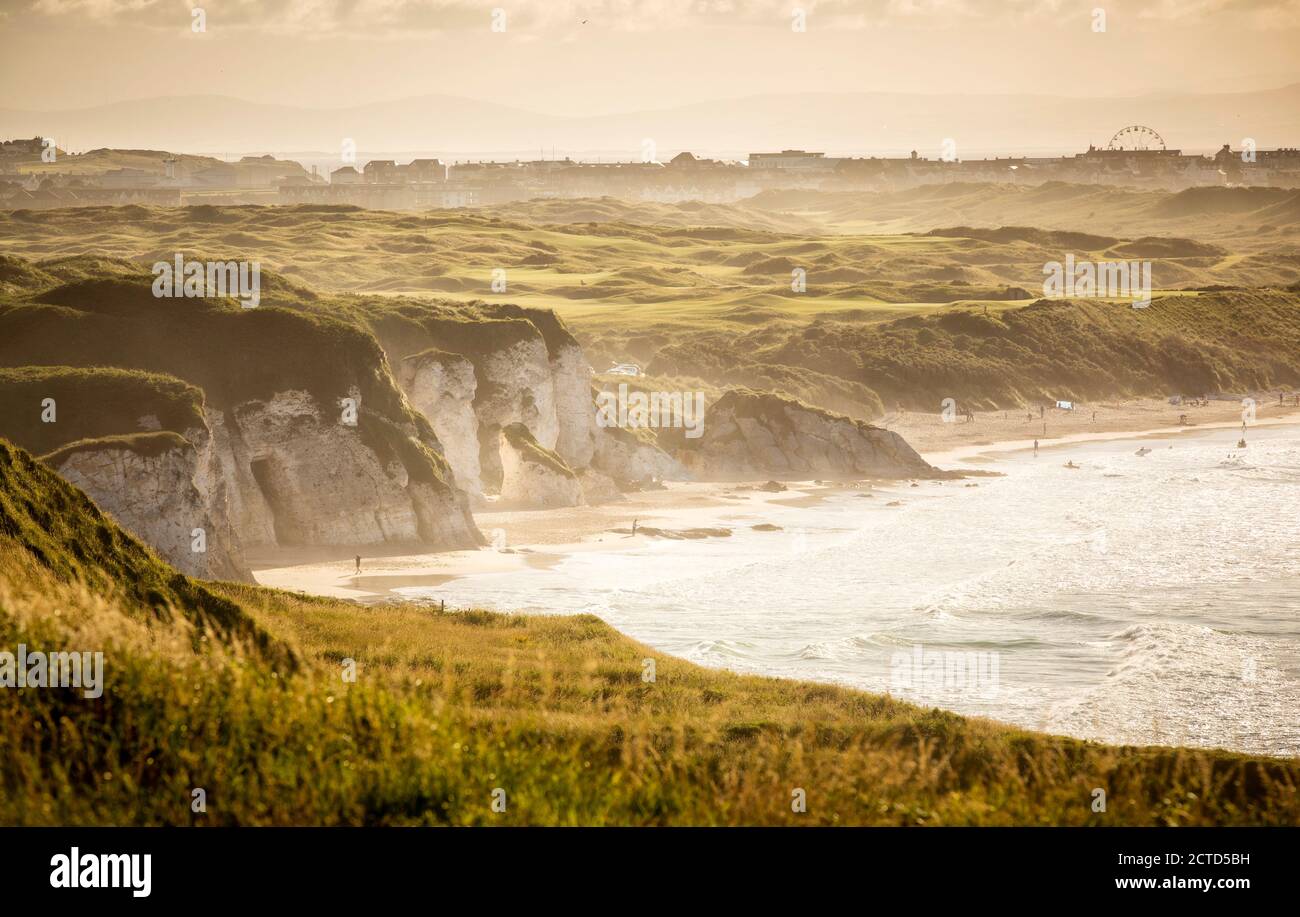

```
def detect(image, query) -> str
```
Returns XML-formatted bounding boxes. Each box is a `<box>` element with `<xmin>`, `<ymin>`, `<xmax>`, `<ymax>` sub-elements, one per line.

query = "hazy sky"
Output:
<box><xmin>3</xmin><ymin>0</ymin><xmax>1300</xmax><ymax>115</ymax></box>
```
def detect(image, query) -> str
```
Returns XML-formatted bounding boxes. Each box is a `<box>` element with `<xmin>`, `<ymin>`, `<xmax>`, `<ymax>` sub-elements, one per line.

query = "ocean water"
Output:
<box><xmin>406</xmin><ymin>425</ymin><xmax>1300</xmax><ymax>756</ymax></box>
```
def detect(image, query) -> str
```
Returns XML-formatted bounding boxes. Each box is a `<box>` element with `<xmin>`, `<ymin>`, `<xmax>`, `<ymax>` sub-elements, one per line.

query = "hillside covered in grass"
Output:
<box><xmin>650</xmin><ymin>291</ymin><xmax>1300</xmax><ymax>412</ymax></box>
<box><xmin>1</xmin><ymin>435</ymin><xmax>1297</xmax><ymax>826</ymax></box>
<box><xmin>2</xmin><ymin>194</ymin><xmax>1296</xmax><ymax>335</ymax></box>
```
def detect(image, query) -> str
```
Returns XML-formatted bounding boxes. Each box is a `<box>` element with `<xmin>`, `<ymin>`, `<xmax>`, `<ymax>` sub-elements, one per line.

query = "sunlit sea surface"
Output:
<box><xmin>405</xmin><ymin>425</ymin><xmax>1300</xmax><ymax>756</ymax></box>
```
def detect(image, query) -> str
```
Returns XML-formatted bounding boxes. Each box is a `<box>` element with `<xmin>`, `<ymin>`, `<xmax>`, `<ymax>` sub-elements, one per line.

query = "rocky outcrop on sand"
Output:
<box><xmin>592</xmin><ymin>422</ymin><xmax>688</xmax><ymax>485</ymax></box>
<box><xmin>498</xmin><ymin>422</ymin><xmax>584</xmax><ymax>509</ymax></box>
<box><xmin>576</xmin><ymin>468</ymin><xmax>624</xmax><ymax>504</ymax></box>
<box><xmin>667</xmin><ymin>389</ymin><xmax>940</xmax><ymax>480</ymax></box>
<box><xmin>610</xmin><ymin>525</ymin><xmax>730</xmax><ymax>540</ymax></box>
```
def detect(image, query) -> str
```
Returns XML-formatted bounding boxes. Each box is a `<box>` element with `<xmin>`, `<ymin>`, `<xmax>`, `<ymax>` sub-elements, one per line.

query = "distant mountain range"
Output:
<box><xmin>5</xmin><ymin>84</ymin><xmax>1300</xmax><ymax>159</ymax></box>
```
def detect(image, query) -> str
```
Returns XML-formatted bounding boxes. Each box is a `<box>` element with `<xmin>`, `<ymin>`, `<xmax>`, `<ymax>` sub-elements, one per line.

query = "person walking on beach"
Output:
<box><xmin>1033</xmin><ymin>439</ymin><xmax>1039</xmax><ymax>457</ymax></box>
<box><xmin>631</xmin><ymin>518</ymin><xmax>639</xmax><ymax>537</ymax></box>
<box><xmin>354</xmin><ymin>555</ymin><xmax>361</xmax><ymax>575</ymax></box>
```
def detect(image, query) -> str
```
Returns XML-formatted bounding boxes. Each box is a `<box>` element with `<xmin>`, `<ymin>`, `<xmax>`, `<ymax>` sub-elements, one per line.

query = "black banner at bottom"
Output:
<box><xmin>2</xmin><ymin>827</ymin><xmax>1289</xmax><ymax>903</ymax></box>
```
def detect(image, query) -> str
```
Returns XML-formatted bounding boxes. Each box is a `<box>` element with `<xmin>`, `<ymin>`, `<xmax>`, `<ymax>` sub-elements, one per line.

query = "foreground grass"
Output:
<box><xmin>6</xmin><ymin>571</ymin><xmax>1298</xmax><ymax>826</ymax></box>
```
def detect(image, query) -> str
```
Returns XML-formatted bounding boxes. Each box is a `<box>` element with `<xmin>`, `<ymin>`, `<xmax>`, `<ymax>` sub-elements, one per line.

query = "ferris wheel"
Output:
<box><xmin>1107</xmin><ymin>125</ymin><xmax>1166</xmax><ymax>152</ymax></box>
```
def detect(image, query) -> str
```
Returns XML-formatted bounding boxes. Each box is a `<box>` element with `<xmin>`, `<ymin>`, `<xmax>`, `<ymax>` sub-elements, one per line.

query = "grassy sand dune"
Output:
<box><xmin>1</xmin><ymin>436</ymin><xmax>1297</xmax><ymax>825</ymax></box>
<box><xmin>2</xmin><ymin>194</ymin><xmax>1297</xmax><ymax>337</ymax></box>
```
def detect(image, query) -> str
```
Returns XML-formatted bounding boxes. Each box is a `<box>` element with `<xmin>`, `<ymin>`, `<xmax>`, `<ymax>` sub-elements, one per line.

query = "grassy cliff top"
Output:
<box><xmin>712</xmin><ymin>386</ymin><xmax>880</xmax><ymax>431</ymax></box>
<box><xmin>0</xmin><ymin>271</ymin><xmax>386</xmax><ymax>412</ymax></box>
<box><xmin>41</xmin><ymin>431</ymin><xmax>193</xmax><ymax>466</ymax></box>
<box><xmin>1</xmin><ymin>434</ymin><xmax>1296</xmax><ymax>826</ymax></box>
<box><xmin>0</xmin><ymin>365</ymin><xmax>205</xmax><ymax>457</ymax></box>
<box><xmin>477</xmin><ymin>301</ymin><xmax>581</xmax><ymax>357</ymax></box>
<box><xmin>400</xmin><ymin>347</ymin><xmax>473</xmax><ymax>369</ymax></box>
<box><xmin>0</xmin><ymin>252</ymin><xmax>568</xmax><ymax>411</ymax></box>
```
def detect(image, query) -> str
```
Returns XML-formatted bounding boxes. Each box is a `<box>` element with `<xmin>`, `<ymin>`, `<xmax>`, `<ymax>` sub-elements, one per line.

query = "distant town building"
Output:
<box><xmin>0</xmin><ymin>137</ymin><xmax>48</xmax><ymax>156</ymax></box>
<box><xmin>6</xmin><ymin>130</ymin><xmax>1300</xmax><ymax>212</ymax></box>
<box><xmin>363</xmin><ymin>160</ymin><xmax>400</xmax><ymax>183</ymax></box>
<box><xmin>406</xmin><ymin>158</ymin><xmax>448</xmax><ymax>182</ymax></box>
<box><xmin>97</xmin><ymin>168</ymin><xmax>160</xmax><ymax>189</ymax></box>
<box><xmin>748</xmin><ymin>150</ymin><xmax>833</xmax><ymax>171</ymax></box>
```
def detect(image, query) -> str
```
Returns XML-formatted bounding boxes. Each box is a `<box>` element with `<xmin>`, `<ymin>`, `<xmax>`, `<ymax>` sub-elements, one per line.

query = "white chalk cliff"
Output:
<box><xmin>207</xmin><ymin>389</ymin><xmax>480</xmax><ymax>550</ymax></box>
<box><xmin>399</xmin><ymin>350</ymin><xmax>483</xmax><ymax>500</ymax></box>
<box><xmin>390</xmin><ymin>308</ymin><xmax>681</xmax><ymax>505</ymax></box>
<box><xmin>50</xmin><ymin>429</ymin><xmax>250</xmax><ymax>581</ymax></box>
<box><xmin>48</xmin><ymin>379</ymin><xmax>486</xmax><ymax>581</ymax></box>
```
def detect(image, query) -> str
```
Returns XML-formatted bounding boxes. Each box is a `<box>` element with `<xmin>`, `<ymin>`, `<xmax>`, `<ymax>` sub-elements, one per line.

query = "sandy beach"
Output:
<box><xmin>886</xmin><ymin>394</ymin><xmax>1300</xmax><ymax>458</ymax></box>
<box><xmin>251</xmin><ymin>395</ymin><xmax>1300</xmax><ymax>602</ymax></box>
